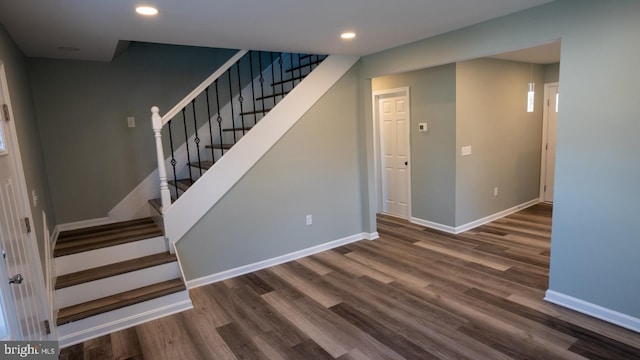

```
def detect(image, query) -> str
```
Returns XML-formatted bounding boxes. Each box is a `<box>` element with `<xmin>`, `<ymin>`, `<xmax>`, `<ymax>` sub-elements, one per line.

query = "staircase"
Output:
<box><xmin>50</xmin><ymin>51</ymin><xmax>358</xmax><ymax>347</ymax></box>
<box><xmin>150</xmin><ymin>51</ymin><xmax>327</xmax><ymax>211</ymax></box>
<box><xmin>53</xmin><ymin>218</ymin><xmax>192</xmax><ymax>347</ymax></box>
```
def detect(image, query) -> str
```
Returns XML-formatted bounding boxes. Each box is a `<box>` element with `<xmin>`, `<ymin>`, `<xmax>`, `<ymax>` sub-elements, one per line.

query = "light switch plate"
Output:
<box><xmin>461</xmin><ymin>146</ymin><xmax>472</xmax><ymax>156</ymax></box>
<box><xmin>127</xmin><ymin>117</ymin><xmax>136</xmax><ymax>128</ymax></box>
<box><xmin>418</xmin><ymin>123</ymin><xmax>428</xmax><ymax>133</ymax></box>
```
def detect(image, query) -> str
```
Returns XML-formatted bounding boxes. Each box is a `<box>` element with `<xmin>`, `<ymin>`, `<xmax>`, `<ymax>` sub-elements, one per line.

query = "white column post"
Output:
<box><xmin>151</xmin><ymin>106</ymin><xmax>171</xmax><ymax>212</ymax></box>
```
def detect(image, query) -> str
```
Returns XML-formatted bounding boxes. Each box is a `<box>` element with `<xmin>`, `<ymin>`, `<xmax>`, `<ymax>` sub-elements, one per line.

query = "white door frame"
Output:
<box><xmin>539</xmin><ymin>82</ymin><xmax>559</xmax><ymax>202</ymax></box>
<box><xmin>0</xmin><ymin>62</ymin><xmax>51</xmax><ymax>340</ymax></box>
<box><xmin>372</xmin><ymin>87</ymin><xmax>411</xmax><ymax>219</ymax></box>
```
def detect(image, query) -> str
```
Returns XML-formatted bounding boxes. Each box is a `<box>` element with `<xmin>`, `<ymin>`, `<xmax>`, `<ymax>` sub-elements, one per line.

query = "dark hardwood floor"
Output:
<box><xmin>60</xmin><ymin>203</ymin><xmax>640</xmax><ymax>359</ymax></box>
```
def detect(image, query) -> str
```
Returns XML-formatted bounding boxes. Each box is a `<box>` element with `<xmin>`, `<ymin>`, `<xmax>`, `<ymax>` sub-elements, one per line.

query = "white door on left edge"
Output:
<box><xmin>379</xmin><ymin>96</ymin><xmax>409</xmax><ymax>219</ymax></box>
<box><xmin>0</xmin><ymin>65</ymin><xmax>49</xmax><ymax>340</ymax></box>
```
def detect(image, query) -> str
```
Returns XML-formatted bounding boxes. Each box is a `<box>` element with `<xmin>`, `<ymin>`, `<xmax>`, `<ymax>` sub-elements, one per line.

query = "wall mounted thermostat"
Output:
<box><xmin>418</xmin><ymin>122</ymin><xmax>428</xmax><ymax>133</ymax></box>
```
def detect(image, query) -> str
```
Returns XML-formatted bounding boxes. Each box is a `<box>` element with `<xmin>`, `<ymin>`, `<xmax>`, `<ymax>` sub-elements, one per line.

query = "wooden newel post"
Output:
<box><xmin>151</xmin><ymin>106</ymin><xmax>171</xmax><ymax>212</ymax></box>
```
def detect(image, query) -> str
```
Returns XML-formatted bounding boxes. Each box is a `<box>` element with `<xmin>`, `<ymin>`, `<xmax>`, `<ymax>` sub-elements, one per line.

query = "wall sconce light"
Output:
<box><xmin>527</xmin><ymin>63</ymin><xmax>535</xmax><ymax>113</ymax></box>
<box><xmin>527</xmin><ymin>82</ymin><xmax>535</xmax><ymax>112</ymax></box>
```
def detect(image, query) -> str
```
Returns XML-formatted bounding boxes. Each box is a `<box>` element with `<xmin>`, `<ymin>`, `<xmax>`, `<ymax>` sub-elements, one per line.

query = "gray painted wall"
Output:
<box><xmin>455</xmin><ymin>58</ymin><xmax>544</xmax><ymax>225</ymax></box>
<box><xmin>0</xmin><ymin>24</ymin><xmax>55</xmax><ymax>269</ymax></box>
<box><xmin>177</xmin><ymin>66</ymin><xmax>364</xmax><ymax>280</ymax></box>
<box><xmin>27</xmin><ymin>43</ymin><xmax>236</xmax><ymax>223</ymax></box>
<box><xmin>359</xmin><ymin>0</ymin><xmax>640</xmax><ymax>318</ymax></box>
<box><xmin>372</xmin><ymin>65</ymin><xmax>456</xmax><ymax>226</ymax></box>
<box><xmin>544</xmin><ymin>63</ymin><xmax>560</xmax><ymax>83</ymax></box>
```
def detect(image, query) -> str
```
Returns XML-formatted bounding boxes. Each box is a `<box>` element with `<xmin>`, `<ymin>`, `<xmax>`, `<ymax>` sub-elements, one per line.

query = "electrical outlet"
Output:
<box><xmin>127</xmin><ymin>116</ymin><xmax>136</xmax><ymax>128</ymax></box>
<box><xmin>31</xmin><ymin>190</ymin><xmax>38</xmax><ymax>207</ymax></box>
<box><xmin>306</xmin><ymin>215</ymin><xmax>312</xmax><ymax>226</ymax></box>
<box><xmin>494</xmin><ymin>187</ymin><xmax>499</xmax><ymax>196</ymax></box>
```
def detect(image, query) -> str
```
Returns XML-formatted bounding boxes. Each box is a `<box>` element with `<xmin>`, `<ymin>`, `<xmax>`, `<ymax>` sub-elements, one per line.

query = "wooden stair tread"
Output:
<box><xmin>285</xmin><ymin>59</ymin><xmax>323</xmax><ymax>73</ymax></box>
<box><xmin>55</xmin><ymin>252</ymin><xmax>177</xmax><ymax>290</ymax></box>
<box><xmin>149</xmin><ymin>198</ymin><xmax>176</xmax><ymax>213</ymax></box>
<box><xmin>54</xmin><ymin>222</ymin><xmax>163</xmax><ymax>258</ymax></box>
<box><xmin>57</xmin><ymin>218</ymin><xmax>155</xmax><ymax>243</ymax></box>
<box><xmin>57</xmin><ymin>222</ymin><xmax>160</xmax><ymax>246</ymax></box>
<box><xmin>239</xmin><ymin>109</ymin><xmax>271</xmax><ymax>116</ymax></box>
<box><xmin>272</xmin><ymin>75</ymin><xmax>307</xmax><ymax>87</ymax></box>
<box><xmin>148</xmin><ymin>198</ymin><xmax>163</xmax><ymax>214</ymax></box>
<box><xmin>255</xmin><ymin>91</ymin><xmax>289</xmax><ymax>101</ymax></box>
<box><xmin>189</xmin><ymin>160</ymin><xmax>213</xmax><ymax>170</ymax></box>
<box><xmin>56</xmin><ymin>279</ymin><xmax>186</xmax><ymax>326</ymax></box>
<box><xmin>168</xmin><ymin>178</ymin><xmax>196</xmax><ymax>192</ymax></box>
<box><xmin>206</xmin><ymin>143</ymin><xmax>234</xmax><ymax>150</ymax></box>
<box><xmin>223</xmin><ymin>127</ymin><xmax>252</xmax><ymax>132</ymax></box>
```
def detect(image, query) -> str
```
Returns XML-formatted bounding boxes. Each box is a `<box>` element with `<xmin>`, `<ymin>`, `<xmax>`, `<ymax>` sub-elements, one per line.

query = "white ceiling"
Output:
<box><xmin>0</xmin><ymin>0</ymin><xmax>555</xmax><ymax>62</ymax></box>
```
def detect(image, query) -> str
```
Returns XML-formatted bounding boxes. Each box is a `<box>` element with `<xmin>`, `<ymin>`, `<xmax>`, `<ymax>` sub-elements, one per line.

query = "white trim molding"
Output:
<box><xmin>410</xmin><ymin>217</ymin><xmax>457</xmax><ymax>233</ymax></box>
<box><xmin>411</xmin><ymin>198</ymin><xmax>540</xmax><ymax>234</ymax></box>
<box><xmin>55</xmin><ymin>217</ymin><xmax>113</xmax><ymax>233</ymax></box>
<box><xmin>363</xmin><ymin>232</ymin><xmax>379</xmax><ymax>241</ymax></box>
<box><xmin>58</xmin><ymin>291</ymin><xmax>192</xmax><ymax>348</ymax></box>
<box><xmin>545</xmin><ymin>290</ymin><xmax>640</xmax><ymax>333</ymax></box>
<box><xmin>186</xmin><ymin>232</ymin><xmax>376</xmax><ymax>289</ymax></box>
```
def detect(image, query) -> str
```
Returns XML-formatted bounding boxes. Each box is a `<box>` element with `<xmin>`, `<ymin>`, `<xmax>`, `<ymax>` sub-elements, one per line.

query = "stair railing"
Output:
<box><xmin>151</xmin><ymin>50</ymin><xmax>327</xmax><ymax>213</ymax></box>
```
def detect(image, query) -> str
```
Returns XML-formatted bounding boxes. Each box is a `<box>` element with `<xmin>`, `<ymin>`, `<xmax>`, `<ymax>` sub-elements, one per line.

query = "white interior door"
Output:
<box><xmin>542</xmin><ymin>84</ymin><xmax>559</xmax><ymax>203</ymax></box>
<box><xmin>379</xmin><ymin>95</ymin><xmax>410</xmax><ymax>219</ymax></box>
<box><xmin>0</xmin><ymin>65</ymin><xmax>49</xmax><ymax>340</ymax></box>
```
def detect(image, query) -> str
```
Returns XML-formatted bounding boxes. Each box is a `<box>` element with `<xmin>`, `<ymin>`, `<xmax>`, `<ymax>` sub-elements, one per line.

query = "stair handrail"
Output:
<box><xmin>151</xmin><ymin>50</ymin><xmax>247</xmax><ymax>212</ymax></box>
<box><xmin>159</xmin><ymin>50</ymin><xmax>248</xmax><ymax>126</ymax></box>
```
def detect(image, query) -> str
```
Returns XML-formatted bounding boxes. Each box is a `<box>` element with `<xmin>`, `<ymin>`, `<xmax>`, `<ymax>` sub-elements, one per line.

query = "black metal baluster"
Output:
<box><xmin>270</xmin><ymin>52</ymin><xmax>277</xmax><ymax>108</ymax></box>
<box><xmin>182</xmin><ymin>108</ymin><xmax>193</xmax><ymax>184</ymax></box>
<box><xmin>168</xmin><ymin>120</ymin><xmax>179</xmax><ymax>199</ymax></box>
<box><xmin>308</xmin><ymin>54</ymin><xmax>312</xmax><ymax>75</ymax></box>
<box><xmin>191</xmin><ymin>99</ymin><xmax>202</xmax><ymax>176</ymax></box>
<box><xmin>289</xmin><ymin>53</ymin><xmax>295</xmax><ymax>85</ymax></box>
<box><xmin>228</xmin><ymin>68</ymin><xmax>237</xmax><ymax>143</ymax></box>
<box><xmin>237</xmin><ymin>60</ymin><xmax>246</xmax><ymax>135</ymax></box>
<box><xmin>249</xmin><ymin>51</ymin><xmax>258</xmax><ymax>126</ymax></box>
<box><xmin>258</xmin><ymin>52</ymin><xmax>266</xmax><ymax>116</ymax></box>
<box><xmin>205</xmin><ymin>87</ymin><xmax>214</xmax><ymax>162</ymax></box>
<box><xmin>214</xmin><ymin>79</ymin><xmax>224</xmax><ymax>156</ymax></box>
<box><xmin>279</xmin><ymin>54</ymin><xmax>285</xmax><ymax>96</ymax></box>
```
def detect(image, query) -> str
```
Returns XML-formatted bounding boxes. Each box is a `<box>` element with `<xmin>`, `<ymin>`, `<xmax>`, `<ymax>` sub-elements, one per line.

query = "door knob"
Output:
<box><xmin>9</xmin><ymin>273</ymin><xmax>23</xmax><ymax>285</ymax></box>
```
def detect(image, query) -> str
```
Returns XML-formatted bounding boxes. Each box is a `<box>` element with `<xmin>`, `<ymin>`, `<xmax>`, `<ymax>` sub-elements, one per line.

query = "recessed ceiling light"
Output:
<box><xmin>341</xmin><ymin>32</ymin><xmax>356</xmax><ymax>40</ymax></box>
<box><xmin>136</xmin><ymin>6</ymin><xmax>158</xmax><ymax>16</ymax></box>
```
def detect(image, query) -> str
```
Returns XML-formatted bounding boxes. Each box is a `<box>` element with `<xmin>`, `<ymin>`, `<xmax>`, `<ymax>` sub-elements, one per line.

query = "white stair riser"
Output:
<box><xmin>56</xmin><ymin>262</ymin><xmax>180</xmax><ymax>308</ymax></box>
<box><xmin>58</xmin><ymin>290</ymin><xmax>192</xmax><ymax>348</ymax></box>
<box><xmin>55</xmin><ymin>236</ymin><xmax>167</xmax><ymax>275</ymax></box>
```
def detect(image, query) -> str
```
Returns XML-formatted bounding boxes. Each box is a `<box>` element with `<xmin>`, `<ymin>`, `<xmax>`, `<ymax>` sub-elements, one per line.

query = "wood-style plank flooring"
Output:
<box><xmin>59</xmin><ymin>204</ymin><xmax>640</xmax><ymax>359</ymax></box>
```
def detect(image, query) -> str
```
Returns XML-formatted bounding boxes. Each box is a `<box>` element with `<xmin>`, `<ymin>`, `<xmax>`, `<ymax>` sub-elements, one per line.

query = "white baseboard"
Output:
<box><xmin>55</xmin><ymin>217</ymin><xmax>114</xmax><ymax>233</ymax></box>
<box><xmin>186</xmin><ymin>232</ymin><xmax>375</xmax><ymax>289</ymax></box>
<box><xmin>364</xmin><ymin>232</ymin><xmax>379</xmax><ymax>240</ymax></box>
<box><xmin>58</xmin><ymin>291</ymin><xmax>192</xmax><ymax>348</ymax></box>
<box><xmin>545</xmin><ymin>290</ymin><xmax>640</xmax><ymax>333</ymax></box>
<box><xmin>410</xmin><ymin>217</ymin><xmax>457</xmax><ymax>233</ymax></box>
<box><xmin>411</xmin><ymin>198</ymin><xmax>540</xmax><ymax>234</ymax></box>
